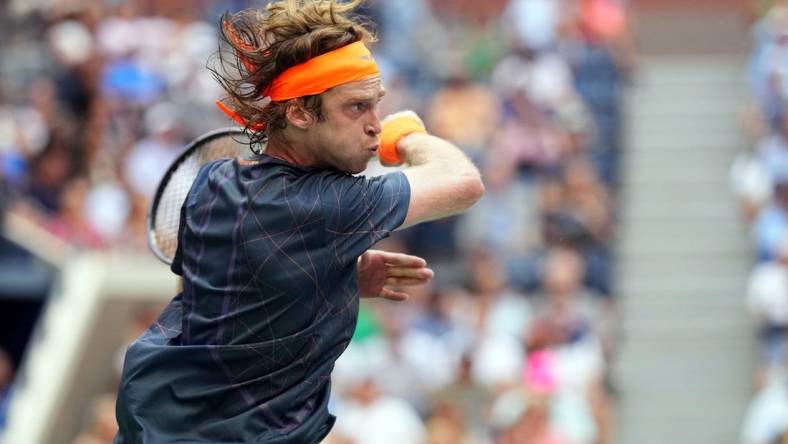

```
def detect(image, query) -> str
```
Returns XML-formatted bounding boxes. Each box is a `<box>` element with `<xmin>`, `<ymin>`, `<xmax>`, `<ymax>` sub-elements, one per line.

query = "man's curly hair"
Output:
<box><xmin>212</xmin><ymin>0</ymin><xmax>376</xmax><ymax>147</ymax></box>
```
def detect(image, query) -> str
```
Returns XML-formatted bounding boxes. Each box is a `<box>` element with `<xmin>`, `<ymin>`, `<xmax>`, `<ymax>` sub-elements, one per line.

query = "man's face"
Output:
<box><xmin>304</xmin><ymin>77</ymin><xmax>385</xmax><ymax>174</ymax></box>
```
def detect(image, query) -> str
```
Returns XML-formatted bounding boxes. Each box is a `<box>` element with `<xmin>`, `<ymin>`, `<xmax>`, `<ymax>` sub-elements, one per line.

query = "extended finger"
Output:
<box><xmin>380</xmin><ymin>287</ymin><xmax>410</xmax><ymax>301</ymax></box>
<box><xmin>386</xmin><ymin>267</ymin><xmax>434</xmax><ymax>279</ymax></box>
<box><xmin>379</xmin><ymin>251</ymin><xmax>427</xmax><ymax>268</ymax></box>
<box><xmin>385</xmin><ymin>277</ymin><xmax>432</xmax><ymax>287</ymax></box>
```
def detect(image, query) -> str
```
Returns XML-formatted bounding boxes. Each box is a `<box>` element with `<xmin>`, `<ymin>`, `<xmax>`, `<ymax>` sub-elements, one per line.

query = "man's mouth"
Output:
<box><xmin>368</xmin><ymin>145</ymin><xmax>379</xmax><ymax>153</ymax></box>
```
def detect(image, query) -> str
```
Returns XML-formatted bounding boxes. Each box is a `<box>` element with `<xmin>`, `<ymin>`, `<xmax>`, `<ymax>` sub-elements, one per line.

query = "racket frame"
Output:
<box><xmin>146</xmin><ymin>127</ymin><xmax>252</xmax><ymax>265</ymax></box>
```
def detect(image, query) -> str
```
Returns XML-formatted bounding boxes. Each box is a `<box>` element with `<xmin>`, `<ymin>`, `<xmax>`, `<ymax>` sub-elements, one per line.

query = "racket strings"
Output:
<box><xmin>150</xmin><ymin>131</ymin><xmax>256</xmax><ymax>263</ymax></box>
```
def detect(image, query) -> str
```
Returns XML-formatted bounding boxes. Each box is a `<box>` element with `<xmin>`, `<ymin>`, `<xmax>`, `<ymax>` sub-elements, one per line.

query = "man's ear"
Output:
<box><xmin>285</xmin><ymin>99</ymin><xmax>316</xmax><ymax>129</ymax></box>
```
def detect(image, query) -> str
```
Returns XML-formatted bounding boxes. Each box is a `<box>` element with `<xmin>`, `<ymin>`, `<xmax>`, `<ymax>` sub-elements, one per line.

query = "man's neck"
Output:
<box><xmin>265</xmin><ymin>137</ymin><xmax>315</xmax><ymax>167</ymax></box>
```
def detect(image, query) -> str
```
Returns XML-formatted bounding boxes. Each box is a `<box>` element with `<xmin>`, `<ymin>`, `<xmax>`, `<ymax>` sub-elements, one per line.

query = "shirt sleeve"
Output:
<box><xmin>321</xmin><ymin>171</ymin><xmax>410</xmax><ymax>265</ymax></box>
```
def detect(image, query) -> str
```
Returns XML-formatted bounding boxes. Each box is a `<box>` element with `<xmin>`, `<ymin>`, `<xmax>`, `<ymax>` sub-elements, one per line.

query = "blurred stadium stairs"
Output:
<box><xmin>613</xmin><ymin>7</ymin><xmax>754</xmax><ymax>444</ymax></box>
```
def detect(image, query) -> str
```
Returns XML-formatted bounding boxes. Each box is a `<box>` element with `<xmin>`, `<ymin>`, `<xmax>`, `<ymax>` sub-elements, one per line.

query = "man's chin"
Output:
<box><xmin>347</xmin><ymin>165</ymin><xmax>367</xmax><ymax>175</ymax></box>
<box><xmin>343</xmin><ymin>160</ymin><xmax>371</xmax><ymax>175</ymax></box>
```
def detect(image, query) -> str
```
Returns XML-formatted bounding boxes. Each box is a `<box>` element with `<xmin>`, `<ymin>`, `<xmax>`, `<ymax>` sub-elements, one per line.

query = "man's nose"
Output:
<box><xmin>366</xmin><ymin>110</ymin><xmax>382</xmax><ymax>137</ymax></box>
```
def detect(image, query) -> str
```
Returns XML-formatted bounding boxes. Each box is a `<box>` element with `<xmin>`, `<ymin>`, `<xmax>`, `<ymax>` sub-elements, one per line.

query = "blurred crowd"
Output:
<box><xmin>731</xmin><ymin>1</ymin><xmax>788</xmax><ymax>444</ymax></box>
<box><xmin>0</xmin><ymin>0</ymin><xmax>635</xmax><ymax>443</ymax></box>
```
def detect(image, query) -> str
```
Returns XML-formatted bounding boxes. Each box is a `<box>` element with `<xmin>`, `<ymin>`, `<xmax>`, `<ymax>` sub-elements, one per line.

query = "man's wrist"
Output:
<box><xmin>379</xmin><ymin>111</ymin><xmax>426</xmax><ymax>166</ymax></box>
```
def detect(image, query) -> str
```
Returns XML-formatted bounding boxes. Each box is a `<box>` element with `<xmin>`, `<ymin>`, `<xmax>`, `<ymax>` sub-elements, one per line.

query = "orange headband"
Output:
<box><xmin>265</xmin><ymin>41</ymin><xmax>380</xmax><ymax>101</ymax></box>
<box><xmin>216</xmin><ymin>41</ymin><xmax>380</xmax><ymax>129</ymax></box>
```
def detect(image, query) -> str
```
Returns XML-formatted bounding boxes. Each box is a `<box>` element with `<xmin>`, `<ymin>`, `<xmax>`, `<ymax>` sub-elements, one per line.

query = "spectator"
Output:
<box><xmin>537</xmin><ymin>160</ymin><xmax>613</xmax><ymax>297</ymax></box>
<box><xmin>24</xmin><ymin>132</ymin><xmax>77</xmax><ymax>215</ymax></box>
<box><xmin>502</xmin><ymin>0</ymin><xmax>563</xmax><ymax>52</ymax></box>
<box><xmin>467</xmin><ymin>248</ymin><xmax>531</xmax><ymax>339</ymax></box>
<box><xmin>431</xmin><ymin>354</ymin><xmax>493</xmax><ymax>442</ymax></box>
<box><xmin>426</xmin><ymin>75</ymin><xmax>500</xmax><ymax>159</ymax></box>
<box><xmin>529</xmin><ymin>247</ymin><xmax>603</xmax><ymax>352</ymax></box>
<box><xmin>121</xmin><ymin>102</ymin><xmax>184</xmax><ymax>199</ymax></box>
<box><xmin>71</xmin><ymin>394</ymin><xmax>117</xmax><ymax>444</ymax></box>
<box><xmin>372</xmin><ymin>0</ymin><xmax>440</xmax><ymax>91</ymax></box>
<box><xmin>754</xmin><ymin>179</ymin><xmax>788</xmax><ymax>261</ymax></box>
<box><xmin>524</xmin><ymin>248</ymin><xmax>608</xmax><ymax>444</ymax></box>
<box><xmin>749</xmin><ymin>9</ymin><xmax>788</xmax><ymax>120</ymax></box>
<box><xmin>748</xmin><ymin>234</ymin><xmax>788</xmax><ymax>372</ymax></box>
<box><xmin>489</xmin><ymin>389</ymin><xmax>576</xmax><ymax>444</ymax></box>
<box><xmin>466</xmin><ymin>249</ymin><xmax>531</xmax><ymax>390</ymax></box>
<box><xmin>564</xmin><ymin>3</ymin><xmax>629</xmax><ymax>185</ymax></box>
<box><xmin>332</xmin><ymin>377</ymin><xmax>427</xmax><ymax>444</ymax></box>
<box><xmin>731</xmin><ymin>143</ymin><xmax>774</xmax><ymax>225</ymax></box>
<box><xmin>425</xmin><ymin>399</ymin><xmax>474</xmax><ymax>444</ymax></box>
<box><xmin>742</xmin><ymin>372</ymin><xmax>788</xmax><ymax>444</ymax></box>
<box><xmin>757</xmin><ymin>103</ymin><xmax>788</xmax><ymax>185</ymax></box>
<box><xmin>44</xmin><ymin>178</ymin><xmax>105</xmax><ymax>249</ymax></box>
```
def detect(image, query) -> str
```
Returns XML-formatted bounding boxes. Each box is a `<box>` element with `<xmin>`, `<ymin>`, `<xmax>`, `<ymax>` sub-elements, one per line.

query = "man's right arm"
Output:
<box><xmin>398</xmin><ymin>132</ymin><xmax>485</xmax><ymax>229</ymax></box>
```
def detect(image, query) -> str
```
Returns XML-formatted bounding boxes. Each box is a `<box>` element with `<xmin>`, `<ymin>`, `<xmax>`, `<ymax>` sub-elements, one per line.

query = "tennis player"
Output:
<box><xmin>114</xmin><ymin>1</ymin><xmax>483</xmax><ymax>443</ymax></box>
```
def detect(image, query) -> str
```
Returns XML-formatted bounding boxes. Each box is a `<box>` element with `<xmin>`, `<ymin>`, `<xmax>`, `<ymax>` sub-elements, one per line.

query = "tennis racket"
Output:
<box><xmin>147</xmin><ymin>127</ymin><xmax>264</xmax><ymax>265</ymax></box>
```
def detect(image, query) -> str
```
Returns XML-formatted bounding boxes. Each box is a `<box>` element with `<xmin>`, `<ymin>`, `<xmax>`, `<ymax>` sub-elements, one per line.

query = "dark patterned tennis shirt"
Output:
<box><xmin>115</xmin><ymin>155</ymin><xmax>410</xmax><ymax>443</ymax></box>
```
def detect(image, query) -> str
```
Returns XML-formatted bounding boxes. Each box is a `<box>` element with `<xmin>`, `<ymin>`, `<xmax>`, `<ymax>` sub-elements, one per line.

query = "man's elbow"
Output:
<box><xmin>460</xmin><ymin>172</ymin><xmax>485</xmax><ymax>208</ymax></box>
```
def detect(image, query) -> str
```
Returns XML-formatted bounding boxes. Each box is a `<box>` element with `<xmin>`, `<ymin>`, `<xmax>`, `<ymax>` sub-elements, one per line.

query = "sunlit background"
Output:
<box><xmin>0</xmin><ymin>0</ymin><xmax>784</xmax><ymax>443</ymax></box>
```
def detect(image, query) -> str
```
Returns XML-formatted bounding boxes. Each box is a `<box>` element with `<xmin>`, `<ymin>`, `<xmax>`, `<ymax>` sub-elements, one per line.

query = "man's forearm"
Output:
<box><xmin>397</xmin><ymin>132</ymin><xmax>485</xmax><ymax>227</ymax></box>
<box><xmin>399</xmin><ymin>132</ymin><xmax>479</xmax><ymax>178</ymax></box>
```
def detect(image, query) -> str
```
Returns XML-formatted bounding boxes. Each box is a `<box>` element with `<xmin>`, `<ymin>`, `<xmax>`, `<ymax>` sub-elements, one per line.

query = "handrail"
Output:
<box><xmin>2</xmin><ymin>211</ymin><xmax>71</xmax><ymax>268</ymax></box>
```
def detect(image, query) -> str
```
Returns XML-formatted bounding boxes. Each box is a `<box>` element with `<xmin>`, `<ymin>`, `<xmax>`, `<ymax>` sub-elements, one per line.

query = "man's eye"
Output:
<box><xmin>352</xmin><ymin>102</ymin><xmax>368</xmax><ymax>112</ymax></box>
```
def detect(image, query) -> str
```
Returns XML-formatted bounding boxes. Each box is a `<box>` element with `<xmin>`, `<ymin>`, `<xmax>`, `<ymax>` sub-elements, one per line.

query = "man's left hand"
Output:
<box><xmin>357</xmin><ymin>250</ymin><xmax>434</xmax><ymax>301</ymax></box>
